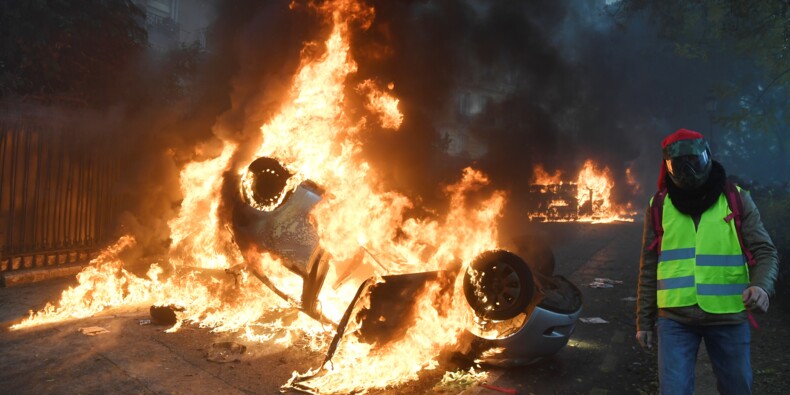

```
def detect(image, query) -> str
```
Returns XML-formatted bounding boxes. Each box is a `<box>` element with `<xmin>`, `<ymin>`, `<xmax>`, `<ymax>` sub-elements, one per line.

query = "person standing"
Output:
<box><xmin>636</xmin><ymin>128</ymin><xmax>779</xmax><ymax>395</ymax></box>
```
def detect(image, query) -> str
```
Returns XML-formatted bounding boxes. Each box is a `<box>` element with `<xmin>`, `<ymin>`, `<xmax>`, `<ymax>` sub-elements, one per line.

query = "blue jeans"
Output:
<box><xmin>657</xmin><ymin>317</ymin><xmax>752</xmax><ymax>395</ymax></box>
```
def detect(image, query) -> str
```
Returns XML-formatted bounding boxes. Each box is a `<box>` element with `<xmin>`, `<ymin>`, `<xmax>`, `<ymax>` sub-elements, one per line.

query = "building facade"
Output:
<box><xmin>134</xmin><ymin>0</ymin><xmax>217</xmax><ymax>52</ymax></box>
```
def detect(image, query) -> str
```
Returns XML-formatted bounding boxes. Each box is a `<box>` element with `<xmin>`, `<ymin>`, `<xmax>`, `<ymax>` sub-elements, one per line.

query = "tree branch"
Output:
<box><xmin>756</xmin><ymin>66</ymin><xmax>790</xmax><ymax>103</ymax></box>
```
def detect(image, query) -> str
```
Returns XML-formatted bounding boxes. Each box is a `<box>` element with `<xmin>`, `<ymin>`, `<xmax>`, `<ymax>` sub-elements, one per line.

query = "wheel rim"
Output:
<box><xmin>483</xmin><ymin>262</ymin><xmax>522</xmax><ymax>313</ymax></box>
<box><xmin>464</xmin><ymin>250</ymin><xmax>534</xmax><ymax>321</ymax></box>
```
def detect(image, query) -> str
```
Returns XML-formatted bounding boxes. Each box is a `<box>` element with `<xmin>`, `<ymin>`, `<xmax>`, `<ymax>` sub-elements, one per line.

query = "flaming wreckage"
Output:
<box><xmin>176</xmin><ymin>156</ymin><xmax>585</xmax><ymax>375</ymax></box>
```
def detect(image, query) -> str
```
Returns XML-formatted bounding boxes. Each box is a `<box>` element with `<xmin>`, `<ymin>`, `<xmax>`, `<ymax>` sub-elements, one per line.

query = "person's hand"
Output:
<box><xmin>636</xmin><ymin>330</ymin><xmax>654</xmax><ymax>351</ymax></box>
<box><xmin>742</xmin><ymin>286</ymin><xmax>769</xmax><ymax>313</ymax></box>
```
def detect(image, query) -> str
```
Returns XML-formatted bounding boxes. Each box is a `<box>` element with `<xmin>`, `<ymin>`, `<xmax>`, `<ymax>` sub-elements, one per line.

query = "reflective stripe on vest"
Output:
<box><xmin>656</xmin><ymin>192</ymin><xmax>749</xmax><ymax>313</ymax></box>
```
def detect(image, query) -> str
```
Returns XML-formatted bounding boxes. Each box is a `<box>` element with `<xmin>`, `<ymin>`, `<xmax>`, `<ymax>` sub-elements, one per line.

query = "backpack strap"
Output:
<box><xmin>722</xmin><ymin>181</ymin><xmax>756</xmax><ymax>267</ymax></box>
<box><xmin>647</xmin><ymin>188</ymin><xmax>668</xmax><ymax>254</ymax></box>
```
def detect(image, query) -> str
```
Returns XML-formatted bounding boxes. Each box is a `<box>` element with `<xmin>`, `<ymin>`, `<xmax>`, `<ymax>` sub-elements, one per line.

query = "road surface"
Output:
<box><xmin>1</xmin><ymin>222</ymin><xmax>787</xmax><ymax>394</ymax></box>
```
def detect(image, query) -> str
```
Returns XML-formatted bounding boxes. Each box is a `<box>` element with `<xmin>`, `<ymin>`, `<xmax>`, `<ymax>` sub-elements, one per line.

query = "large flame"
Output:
<box><xmin>530</xmin><ymin>160</ymin><xmax>636</xmax><ymax>223</ymax></box>
<box><xmin>12</xmin><ymin>0</ymin><xmax>508</xmax><ymax>392</ymax></box>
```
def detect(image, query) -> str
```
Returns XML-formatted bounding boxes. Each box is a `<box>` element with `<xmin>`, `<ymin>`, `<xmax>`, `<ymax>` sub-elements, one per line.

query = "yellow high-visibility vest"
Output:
<box><xmin>656</xmin><ymin>192</ymin><xmax>749</xmax><ymax>313</ymax></box>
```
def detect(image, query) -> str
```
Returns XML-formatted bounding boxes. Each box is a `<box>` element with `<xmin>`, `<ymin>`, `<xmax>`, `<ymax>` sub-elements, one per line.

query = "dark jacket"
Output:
<box><xmin>636</xmin><ymin>188</ymin><xmax>779</xmax><ymax>332</ymax></box>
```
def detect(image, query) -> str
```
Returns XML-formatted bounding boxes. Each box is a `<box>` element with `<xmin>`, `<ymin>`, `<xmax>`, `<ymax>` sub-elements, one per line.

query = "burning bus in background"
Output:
<box><xmin>527</xmin><ymin>161</ymin><xmax>636</xmax><ymax>223</ymax></box>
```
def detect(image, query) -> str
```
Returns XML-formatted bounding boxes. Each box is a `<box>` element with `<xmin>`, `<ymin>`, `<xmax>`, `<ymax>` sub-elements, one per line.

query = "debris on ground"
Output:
<box><xmin>480</xmin><ymin>384</ymin><xmax>518</xmax><ymax>394</ymax></box>
<box><xmin>138</xmin><ymin>319</ymin><xmax>151</xmax><ymax>326</ymax></box>
<box><xmin>433</xmin><ymin>367</ymin><xmax>488</xmax><ymax>393</ymax></box>
<box><xmin>205</xmin><ymin>342</ymin><xmax>247</xmax><ymax>363</ymax></box>
<box><xmin>587</xmin><ymin>278</ymin><xmax>623</xmax><ymax>288</ymax></box>
<box><xmin>78</xmin><ymin>326</ymin><xmax>109</xmax><ymax>336</ymax></box>
<box><xmin>620</xmin><ymin>296</ymin><xmax>637</xmax><ymax>302</ymax></box>
<box><xmin>579</xmin><ymin>317</ymin><xmax>609</xmax><ymax>324</ymax></box>
<box><xmin>149</xmin><ymin>304</ymin><xmax>185</xmax><ymax>325</ymax></box>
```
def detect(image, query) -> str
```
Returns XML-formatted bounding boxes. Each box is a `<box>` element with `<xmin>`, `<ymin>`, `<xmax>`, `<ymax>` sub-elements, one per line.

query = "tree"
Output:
<box><xmin>0</xmin><ymin>0</ymin><xmax>147</xmax><ymax>106</ymax></box>
<box><xmin>612</xmin><ymin>0</ymin><xmax>790</xmax><ymax>181</ymax></box>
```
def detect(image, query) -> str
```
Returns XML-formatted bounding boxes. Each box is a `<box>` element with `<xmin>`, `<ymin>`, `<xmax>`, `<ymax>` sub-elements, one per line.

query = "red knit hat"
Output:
<box><xmin>658</xmin><ymin>128</ymin><xmax>705</xmax><ymax>189</ymax></box>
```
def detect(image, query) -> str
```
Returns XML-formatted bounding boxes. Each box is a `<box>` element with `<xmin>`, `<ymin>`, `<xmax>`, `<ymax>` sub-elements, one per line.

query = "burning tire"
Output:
<box><xmin>242</xmin><ymin>157</ymin><xmax>293</xmax><ymax>211</ymax></box>
<box><xmin>463</xmin><ymin>250</ymin><xmax>535</xmax><ymax>321</ymax></box>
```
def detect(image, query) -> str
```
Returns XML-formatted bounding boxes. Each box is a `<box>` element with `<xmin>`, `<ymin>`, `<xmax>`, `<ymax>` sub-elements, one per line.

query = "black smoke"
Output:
<box><xmin>39</xmin><ymin>0</ymin><xmax>764</xmax><ymax>259</ymax></box>
<box><xmin>339</xmin><ymin>0</ymin><xmax>762</xmax><ymax>230</ymax></box>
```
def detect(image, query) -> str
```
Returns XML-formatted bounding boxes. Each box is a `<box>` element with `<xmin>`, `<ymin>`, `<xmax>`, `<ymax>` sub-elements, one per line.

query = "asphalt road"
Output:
<box><xmin>1</xmin><ymin>222</ymin><xmax>787</xmax><ymax>394</ymax></box>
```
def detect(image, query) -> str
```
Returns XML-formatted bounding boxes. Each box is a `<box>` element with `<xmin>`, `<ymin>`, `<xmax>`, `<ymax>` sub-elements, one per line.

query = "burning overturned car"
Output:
<box><xmin>228</xmin><ymin>156</ymin><xmax>583</xmax><ymax>369</ymax></box>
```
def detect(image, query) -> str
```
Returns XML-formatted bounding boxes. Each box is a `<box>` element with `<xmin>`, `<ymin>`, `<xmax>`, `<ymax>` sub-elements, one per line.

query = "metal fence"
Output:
<box><xmin>0</xmin><ymin>112</ymin><xmax>119</xmax><ymax>272</ymax></box>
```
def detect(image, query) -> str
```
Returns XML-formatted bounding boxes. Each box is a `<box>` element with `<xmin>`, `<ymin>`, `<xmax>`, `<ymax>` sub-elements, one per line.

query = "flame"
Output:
<box><xmin>13</xmin><ymin>0</ymin><xmax>509</xmax><ymax>393</ymax></box>
<box><xmin>11</xmin><ymin>236</ymin><xmax>146</xmax><ymax>329</ymax></box>
<box><xmin>576</xmin><ymin>159</ymin><xmax>614</xmax><ymax>220</ymax></box>
<box><xmin>529</xmin><ymin>160</ymin><xmax>636</xmax><ymax>223</ymax></box>
<box><xmin>532</xmin><ymin>164</ymin><xmax>564</xmax><ymax>185</ymax></box>
<box><xmin>301</xmin><ymin>280</ymin><xmax>474</xmax><ymax>391</ymax></box>
<box><xmin>169</xmin><ymin>143</ymin><xmax>242</xmax><ymax>269</ymax></box>
<box><xmin>358</xmin><ymin>79</ymin><xmax>403</xmax><ymax>129</ymax></box>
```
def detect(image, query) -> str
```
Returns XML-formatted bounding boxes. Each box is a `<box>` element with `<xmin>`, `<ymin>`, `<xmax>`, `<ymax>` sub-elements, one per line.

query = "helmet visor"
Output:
<box><xmin>666</xmin><ymin>150</ymin><xmax>710</xmax><ymax>177</ymax></box>
<box><xmin>663</xmin><ymin>138</ymin><xmax>712</xmax><ymax>189</ymax></box>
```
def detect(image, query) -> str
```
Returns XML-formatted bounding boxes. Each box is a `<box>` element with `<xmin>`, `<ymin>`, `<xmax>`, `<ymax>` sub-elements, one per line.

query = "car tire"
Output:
<box><xmin>463</xmin><ymin>250</ymin><xmax>535</xmax><ymax>321</ymax></box>
<box><xmin>244</xmin><ymin>157</ymin><xmax>293</xmax><ymax>209</ymax></box>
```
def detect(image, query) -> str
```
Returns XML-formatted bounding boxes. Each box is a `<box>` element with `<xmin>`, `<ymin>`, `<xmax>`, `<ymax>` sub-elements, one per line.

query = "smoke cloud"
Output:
<box><xmin>80</xmin><ymin>0</ymin><xmax>768</xmax><ymax>257</ymax></box>
<box><xmin>343</xmin><ymin>0</ymin><xmax>761</xmax><ymax>221</ymax></box>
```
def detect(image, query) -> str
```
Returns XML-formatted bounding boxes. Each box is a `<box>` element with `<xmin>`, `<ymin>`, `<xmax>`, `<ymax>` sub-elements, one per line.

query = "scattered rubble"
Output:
<box><xmin>149</xmin><ymin>304</ymin><xmax>185</xmax><ymax>325</ymax></box>
<box><xmin>433</xmin><ymin>367</ymin><xmax>487</xmax><ymax>393</ymax></box>
<box><xmin>205</xmin><ymin>342</ymin><xmax>247</xmax><ymax>363</ymax></box>
<box><xmin>620</xmin><ymin>296</ymin><xmax>637</xmax><ymax>302</ymax></box>
<box><xmin>480</xmin><ymin>384</ymin><xmax>518</xmax><ymax>394</ymax></box>
<box><xmin>587</xmin><ymin>278</ymin><xmax>623</xmax><ymax>288</ymax></box>
<box><xmin>78</xmin><ymin>326</ymin><xmax>109</xmax><ymax>336</ymax></box>
<box><xmin>579</xmin><ymin>317</ymin><xmax>609</xmax><ymax>324</ymax></box>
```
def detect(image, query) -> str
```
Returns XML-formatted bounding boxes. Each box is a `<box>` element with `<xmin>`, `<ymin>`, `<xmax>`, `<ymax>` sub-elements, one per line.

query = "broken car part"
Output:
<box><xmin>231</xmin><ymin>156</ymin><xmax>582</xmax><ymax>369</ymax></box>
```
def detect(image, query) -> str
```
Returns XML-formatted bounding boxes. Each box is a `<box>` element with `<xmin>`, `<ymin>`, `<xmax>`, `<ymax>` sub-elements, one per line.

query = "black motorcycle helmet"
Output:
<box><xmin>663</xmin><ymin>137</ymin><xmax>712</xmax><ymax>190</ymax></box>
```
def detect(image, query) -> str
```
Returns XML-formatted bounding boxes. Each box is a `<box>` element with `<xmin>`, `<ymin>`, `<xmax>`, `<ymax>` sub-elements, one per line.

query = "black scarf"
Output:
<box><xmin>665</xmin><ymin>161</ymin><xmax>726</xmax><ymax>217</ymax></box>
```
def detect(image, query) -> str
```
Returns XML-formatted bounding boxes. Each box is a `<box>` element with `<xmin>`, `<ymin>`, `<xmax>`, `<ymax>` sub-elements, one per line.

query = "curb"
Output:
<box><xmin>1</xmin><ymin>263</ymin><xmax>85</xmax><ymax>287</ymax></box>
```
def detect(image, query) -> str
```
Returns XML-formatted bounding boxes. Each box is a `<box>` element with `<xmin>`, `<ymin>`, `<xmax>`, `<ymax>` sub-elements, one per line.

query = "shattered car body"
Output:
<box><xmin>230</xmin><ymin>156</ymin><xmax>583</xmax><ymax>366</ymax></box>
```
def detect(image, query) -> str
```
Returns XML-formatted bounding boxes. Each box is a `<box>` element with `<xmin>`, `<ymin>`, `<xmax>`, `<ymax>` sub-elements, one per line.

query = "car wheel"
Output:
<box><xmin>463</xmin><ymin>250</ymin><xmax>535</xmax><ymax>321</ymax></box>
<box><xmin>243</xmin><ymin>157</ymin><xmax>293</xmax><ymax>209</ymax></box>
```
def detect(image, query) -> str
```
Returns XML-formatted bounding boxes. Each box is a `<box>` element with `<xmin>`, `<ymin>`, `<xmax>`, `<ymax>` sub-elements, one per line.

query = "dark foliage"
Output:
<box><xmin>0</xmin><ymin>0</ymin><xmax>147</xmax><ymax>106</ymax></box>
<box><xmin>614</xmin><ymin>0</ymin><xmax>790</xmax><ymax>180</ymax></box>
